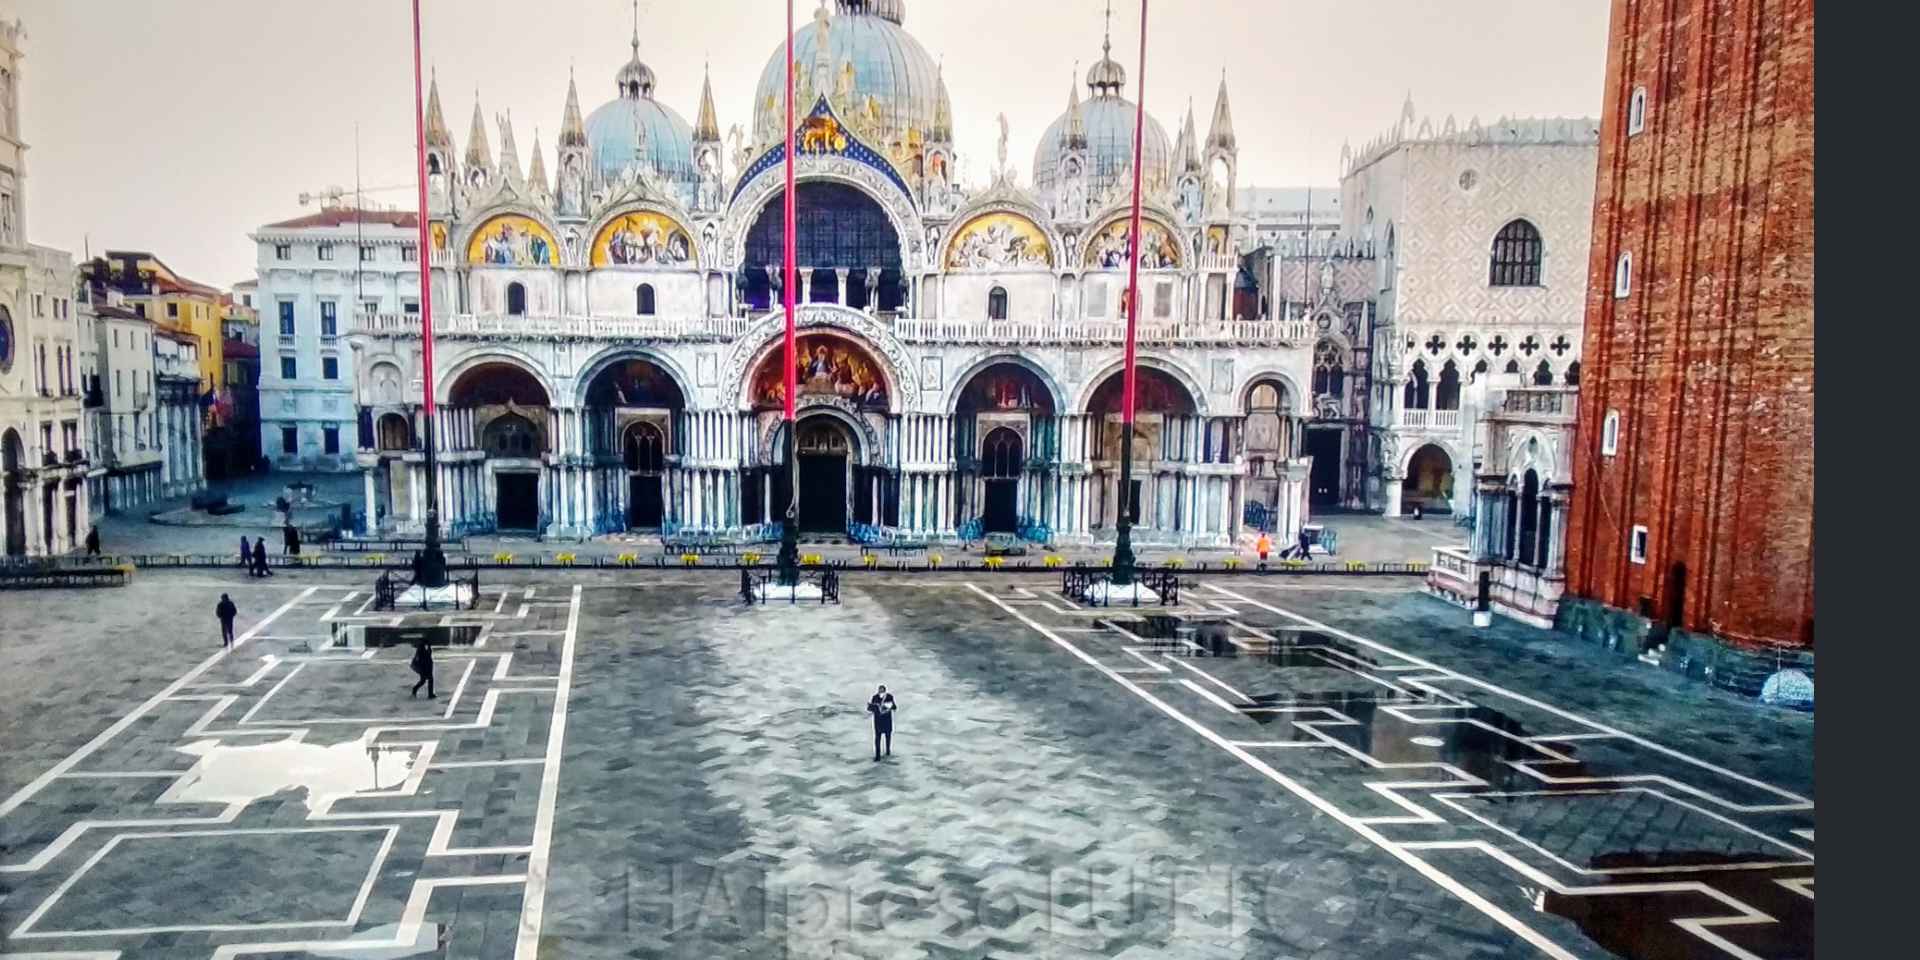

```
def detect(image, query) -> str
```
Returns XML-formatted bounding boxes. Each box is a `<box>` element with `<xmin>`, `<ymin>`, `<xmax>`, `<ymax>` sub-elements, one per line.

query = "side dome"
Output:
<box><xmin>1034</xmin><ymin>94</ymin><xmax>1173</xmax><ymax>201</ymax></box>
<box><xmin>585</xmin><ymin>38</ymin><xmax>697</xmax><ymax>192</ymax></box>
<box><xmin>752</xmin><ymin>2</ymin><xmax>941</xmax><ymax>150</ymax></box>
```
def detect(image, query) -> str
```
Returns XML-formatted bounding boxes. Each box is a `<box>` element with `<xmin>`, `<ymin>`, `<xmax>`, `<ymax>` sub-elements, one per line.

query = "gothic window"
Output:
<box><xmin>1505</xmin><ymin>358</ymin><xmax>1521</xmax><ymax>375</ymax></box>
<box><xmin>1614</xmin><ymin>252</ymin><xmax>1633</xmax><ymax>297</ymax></box>
<box><xmin>483</xmin><ymin>413</ymin><xmax>540</xmax><ymax>458</ymax></box>
<box><xmin>1549</xmin><ymin>333</ymin><xmax>1573</xmax><ymax>356</ymax></box>
<box><xmin>1455</xmin><ymin>333</ymin><xmax>1478</xmax><ymax>355</ymax></box>
<box><xmin>1404</xmin><ymin>360</ymin><xmax>1430</xmax><ymax>410</ymax></box>
<box><xmin>1519</xmin><ymin>334</ymin><xmax>1541</xmax><ymax>356</ymax></box>
<box><xmin>427</xmin><ymin>154</ymin><xmax>443</xmax><ymax>175</ymax></box>
<box><xmin>1628</xmin><ymin>86</ymin><xmax>1648</xmax><ymax>135</ymax></box>
<box><xmin>1489</xmin><ymin>219</ymin><xmax>1543</xmax><ymax>287</ymax></box>
<box><xmin>624</xmin><ymin>423</ymin><xmax>665</xmax><ymax>473</ymax></box>
<box><xmin>1532</xmin><ymin>360</ymin><xmax>1554</xmax><ymax>386</ymax></box>
<box><xmin>1425</xmin><ymin>334</ymin><xmax>1447</xmax><ymax>356</ymax></box>
<box><xmin>1488</xmin><ymin>335</ymin><xmax>1509</xmax><ymax>357</ymax></box>
<box><xmin>985</xmin><ymin>428</ymin><xmax>1024</xmax><ymax>478</ymax></box>
<box><xmin>1602</xmin><ymin>410</ymin><xmax>1620</xmax><ymax>455</ymax></box>
<box><xmin>506</xmin><ymin>282</ymin><xmax>527</xmax><ymax>316</ymax></box>
<box><xmin>1472</xmin><ymin>358</ymin><xmax>1489</xmax><ymax>380</ymax></box>
<box><xmin>1383</xmin><ymin>223</ymin><xmax>1396</xmax><ymax>290</ymax></box>
<box><xmin>988</xmin><ymin>286</ymin><xmax>1009</xmax><ymax>321</ymax></box>
<box><xmin>1312</xmin><ymin>340</ymin><xmax>1345</xmax><ymax>399</ymax></box>
<box><xmin>377</xmin><ymin>414</ymin><xmax>411</xmax><ymax>451</ymax></box>
<box><xmin>1436</xmin><ymin>360</ymin><xmax>1461</xmax><ymax>410</ymax></box>
<box><xmin>637</xmin><ymin>284</ymin><xmax>656</xmax><ymax>316</ymax></box>
<box><xmin>1517</xmin><ymin>470</ymin><xmax>1541</xmax><ymax>567</ymax></box>
<box><xmin>1565</xmin><ymin>361</ymin><xmax>1581</xmax><ymax>386</ymax></box>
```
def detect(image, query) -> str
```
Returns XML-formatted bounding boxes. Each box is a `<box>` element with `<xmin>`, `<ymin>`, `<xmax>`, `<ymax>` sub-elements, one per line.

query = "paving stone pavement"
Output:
<box><xmin>0</xmin><ymin>571</ymin><xmax>1812</xmax><ymax>959</ymax></box>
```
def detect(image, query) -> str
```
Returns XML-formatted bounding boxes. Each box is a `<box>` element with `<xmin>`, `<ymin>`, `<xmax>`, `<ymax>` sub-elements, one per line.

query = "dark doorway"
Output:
<box><xmin>984</xmin><ymin>482</ymin><xmax>1017</xmax><ymax>533</ymax></box>
<box><xmin>1126</xmin><ymin>479</ymin><xmax>1144</xmax><ymax>525</ymax></box>
<box><xmin>495</xmin><ymin>472</ymin><xmax>539</xmax><ymax>530</ymax></box>
<box><xmin>624</xmin><ymin>423</ymin><xmax>666</xmax><ymax>529</ymax></box>
<box><xmin>1305</xmin><ymin>429</ymin><xmax>1342</xmax><ymax>507</ymax></box>
<box><xmin>2</xmin><ymin>430</ymin><xmax>23</xmax><ymax>557</ymax></box>
<box><xmin>795</xmin><ymin>420</ymin><xmax>851</xmax><ymax>534</ymax></box>
<box><xmin>982</xmin><ymin>427</ymin><xmax>1023</xmax><ymax>534</ymax></box>
<box><xmin>1668</xmin><ymin>563</ymin><xmax>1688</xmax><ymax>629</ymax></box>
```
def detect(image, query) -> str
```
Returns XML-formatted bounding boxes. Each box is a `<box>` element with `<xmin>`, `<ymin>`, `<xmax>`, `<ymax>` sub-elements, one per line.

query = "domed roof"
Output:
<box><xmin>752</xmin><ymin>1</ymin><xmax>941</xmax><ymax>150</ymax></box>
<box><xmin>585</xmin><ymin>36</ymin><xmax>696</xmax><ymax>191</ymax></box>
<box><xmin>1034</xmin><ymin>92</ymin><xmax>1172</xmax><ymax>202</ymax></box>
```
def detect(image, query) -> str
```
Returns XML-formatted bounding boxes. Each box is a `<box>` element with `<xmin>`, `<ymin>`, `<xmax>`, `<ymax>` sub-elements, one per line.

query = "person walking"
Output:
<box><xmin>84</xmin><ymin>526</ymin><xmax>100</xmax><ymax>556</ymax></box>
<box><xmin>283</xmin><ymin>523</ymin><xmax>299</xmax><ymax>556</ymax></box>
<box><xmin>866</xmin><ymin>685</ymin><xmax>897</xmax><ymax>761</ymax></box>
<box><xmin>215</xmin><ymin>593</ymin><xmax>238</xmax><ymax>647</ymax></box>
<box><xmin>252</xmin><ymin>538</ymin><xmax>274</xmax><ymax>577</ymax></box>
<box><xmin>409</xmin><ymin>640</ymin><xmax>436</xmax><ymax>699</ymax></box>
<box><xmin>1294</xmin><ymin>527</ymin><xmax>1313</xmax><ymax>560</ymax></box>
<box><xmin>240</xmin><ymin>536</ymin><xmax>253</xmax><ymax>575</ymax></box>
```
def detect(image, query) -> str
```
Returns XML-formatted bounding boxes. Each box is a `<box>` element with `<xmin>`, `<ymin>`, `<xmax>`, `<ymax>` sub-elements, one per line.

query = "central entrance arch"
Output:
<box><xmin>981</xmin><ymin>427</ymin><xmax>1023</xmax><ymax>533</ymax></box>
<box><xmin>623</xmin><ymin>422</ymin><xmax>667</xmax><ymax>528</ymax></box>
<box><xmin>770</xmin><ymin>415</ymin><xmax>858</xmax><ymax>535</ymax></box>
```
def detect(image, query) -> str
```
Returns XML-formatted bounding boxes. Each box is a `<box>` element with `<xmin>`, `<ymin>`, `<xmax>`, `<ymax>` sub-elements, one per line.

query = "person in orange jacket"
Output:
<box><xmin>1256</xmin><ymin>533</ymin><xmax>1272</xmax><ymax>563</ymax></box>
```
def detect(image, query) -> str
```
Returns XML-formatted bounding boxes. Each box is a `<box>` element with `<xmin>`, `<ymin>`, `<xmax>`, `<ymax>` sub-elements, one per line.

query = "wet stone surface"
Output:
<box><xmin>0</xmin><ymin>572</ymin><xmax>1812</xmax><ymax>959</ymax></box>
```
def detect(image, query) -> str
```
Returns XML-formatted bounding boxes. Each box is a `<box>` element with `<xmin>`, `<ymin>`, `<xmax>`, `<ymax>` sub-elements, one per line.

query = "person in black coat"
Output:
<box><xmin>85</xmin><ymin>526</ymin><xmax>100</xmax><ymax>556</ymax></box>
<box><xmin>410</xmin><ymin>640</ymin><xmax>436</xmax><ymax>699</ymax></box>
<box><xmin>216</xmin><ymin>594</ymin><xmax>238</xmax><ymax>647</ymax></box>
<box><xmin>866</xmin><ymin>685</ymin><xmax>897</xmax><ymax>761</ymax></box>
<box><xmin>252</xmin><ymin>538</ymin><xmax>274</xmax><ymax>577</ymax></box>
<box><xmin>240</xmin><ymin>536</ymin><xmax>253</xmax><ymax>575</ymax></box>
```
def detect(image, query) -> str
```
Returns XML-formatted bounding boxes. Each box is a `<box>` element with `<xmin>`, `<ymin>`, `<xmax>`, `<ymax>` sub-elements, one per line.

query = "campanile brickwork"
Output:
<box><xmin>1565</xmin><ymin>0</ymin><xmax>1813</xmax><ymax>650</ymax></box>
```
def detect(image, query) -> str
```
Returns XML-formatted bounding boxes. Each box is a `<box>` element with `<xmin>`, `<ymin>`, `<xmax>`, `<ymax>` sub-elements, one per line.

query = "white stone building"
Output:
<box><xmin>1337</xmin><ymin>102</ymin><xmax>1597</xmax><ymax>519</ymax></box>
<box><xmin>253</xmin><ymin>207</ymin><xmax>422</xmax><ymax>473</ymax></box>
<box><xmin>153</xmin><ymin>329</ymin><xmax>205</xmax><ymax>497</ymax></box>
<box><xmin>0</xmin><ymin>17</ymin><xmax>90</xmax><ymax>557</ymax></box>
<box><xmin>88</xmin><ymin>293</ymin><xmax>169</xmax><ymax>510</ymax></box>
<box><xmin>347</xmin><ymin>2</ymin><xmax>1320</xmax><ymax>547</ymax></box>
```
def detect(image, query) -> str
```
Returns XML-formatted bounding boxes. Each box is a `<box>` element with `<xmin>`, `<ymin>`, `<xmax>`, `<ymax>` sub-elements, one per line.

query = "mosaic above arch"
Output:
<box><xmin>751</xmin><ymin>332</ymin><xmax>889</xmax><ymax>412</ymax></box>
<box><xmin>944</xmin><ymin>211</ymin><xmax>1053</xmax><ymax>270</ymax></box>
<box><xmin>591</xmin><ymin>210</ymin><xmax>698</xmax><ymax>268</ymax></box>
<box><xmin>467</xmin><ymin>214</ymin><xmax>558</xmax><ymax>267</ymax></box>
<box><xmin>1084</xmin><ymin>216</ymin><xmax>1182</xmax><ymax>270</ymax></box>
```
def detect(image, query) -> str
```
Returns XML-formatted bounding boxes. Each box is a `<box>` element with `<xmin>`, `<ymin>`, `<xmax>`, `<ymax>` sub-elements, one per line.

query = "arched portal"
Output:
<box><xmin>952</xmin><ymin>361</ymin><xmax>1055</xmax><ymax>538</ymax></box>
<box><xmin>770</xmin><ymin>415</ymin><xmax>859</xmax><ymax>535</ymax></box>
<box><xmin>742</xmin><ymin>182</ymin><xmax>904</xmax><ymax>312</ymax></box>
<box><xmin>376</xmin><ymin>413</ymin><xmax>411</xmax><ymax>452</ymax></box>
<box><xmin>1085</xmin><ymin>367</ymin><xmax>1199</xmax><ymax>532</ymax></box>
<box><xmin>2</xmin><ymin>429</ymin><xmax>24</xmax><ymax>557</ymax></box>
<box><xmin>1241</xmin><ymin>378</ymin><xmax>1298</xmax><ymax>515</ymax></box>
<box><xmin>582</xmin><ymin>356</ymin><xmax>688</xmax><ymax>531</ymax></box>
<box><xmin>1403</xmin><ymin>443</ymin><xmax>1455</xmax><ymax>514</ymax></box>
<box><xmin>980</xmin><ymin>427</ymin><xmax>1024</xmax><ymax>534</ymax></box>
<box><xmin>448</xmin><ymin>361</ymin><xmax>552</xmax><ymax>532</ymax></box>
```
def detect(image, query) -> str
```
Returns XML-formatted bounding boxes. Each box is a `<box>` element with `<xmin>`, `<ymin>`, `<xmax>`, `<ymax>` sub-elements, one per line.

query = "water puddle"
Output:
<box><xmin>168</xmin><ymin>735</ymin><xmax>416</xmax><ymax>812</ymax></box>
<box><xmin>1534</xmin><ymin>851</ymin><xmax>1813</xmax><ymax>959</ymax></box>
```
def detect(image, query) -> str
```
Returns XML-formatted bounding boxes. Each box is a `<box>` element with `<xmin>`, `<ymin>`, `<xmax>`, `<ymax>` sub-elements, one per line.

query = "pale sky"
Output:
<box><xmin>7</xmin><ymin>0</ymin><xmax>1607</xmax><ymax>289</ymax></box>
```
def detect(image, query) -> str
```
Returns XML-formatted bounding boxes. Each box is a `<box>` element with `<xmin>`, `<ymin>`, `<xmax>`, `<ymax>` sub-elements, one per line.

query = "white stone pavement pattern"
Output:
<box><xmin>0</xmin><ymin>570</ymin><xmax>1811</xmax><ymax>959</ymax></box>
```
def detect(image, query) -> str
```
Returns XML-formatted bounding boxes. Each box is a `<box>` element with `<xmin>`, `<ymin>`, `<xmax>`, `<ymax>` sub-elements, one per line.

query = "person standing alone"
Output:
<box><xmin>252</xmin><ymin>538</ymin><xmax>274</xmax><ymax>577</ymax></box>
<box><xmin>866</xmin><ymin>685</ymin><xmax>897</xmax><ymax>761</ymax></box>
<box><xmin>240</xmin><ymin>536</ymin><xmax>253</xmax><ymax>575</ymax></box>
<box><xmin>410</xmin><ymin>640</ymin><xmax>436</xmax><ymax>699</ymax></box>
<box><xmin>215</xmin><ymin>593</ymin><xmax>238</xmax><ymax>647</ymax></box>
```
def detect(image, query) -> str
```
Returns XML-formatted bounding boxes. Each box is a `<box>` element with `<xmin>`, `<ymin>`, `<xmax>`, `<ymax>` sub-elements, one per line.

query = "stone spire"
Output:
<box><xmin>1063</xmin><ymin>65</ymin><xmax>1086</xmax><ymax>149</ymax></box>
<box><xmin>425</xmin><ymin>69</ymin><xmax>452</xmax><ymax>149</ymax></box>
<box><xmin>1178</xmin><ymin>99</ymin><xmax>1201</xmax><ymax>171</ymax></box>
<box><xmin>1207</xmin><ymin>72</ymin><xmax>1236</xmax><ymax>152</ymax></box>
<box><xmin>464</xmin><ymin>93</ymin><xmax>492</xmax><ymax>173</ymax></box>
<box><xmin>930</xmin><ymin>61</ymin><xmax>953</xmax><ymax>142</ymax></box>
<box><xmin>1086</xmin><ymin>0</ymin><xmax>1126</xmax><ymax>97</ymax></box>
<box><xmin>559</xmin><ymin>68</ymin><xmax>588</xmax><ymax>148</ymax></box>
<box><xmin>496</xmin><ymin>110</ymin><xmax>522</xmax><ymax>183</ymax></box>
<box><xmin>528</xmin><ymin>129</ymin><xmax>549</xmax><ymax>192</ymax></box>
<box><xmin>694</xmin><ymin>61</ymin><xmax>721</xmax><ymax>143</ymax></box>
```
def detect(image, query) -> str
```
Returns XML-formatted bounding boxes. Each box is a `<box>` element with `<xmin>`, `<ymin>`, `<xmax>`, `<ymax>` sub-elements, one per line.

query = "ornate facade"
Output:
<box><xmin>348</xmin><ymin>1</ymin><xmax>1319</xmax><ymax>546</ymax></box>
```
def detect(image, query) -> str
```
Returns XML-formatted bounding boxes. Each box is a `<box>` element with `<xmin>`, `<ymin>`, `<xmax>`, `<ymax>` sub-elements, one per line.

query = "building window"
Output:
<box><xmin>166</xmin><ymin>302</ymin><xmax>179</xmax><ymax>318</ymax></box>
<box><xmin>317</xmin><ymin>243</ymin><xmax>335</xmax><ymax>261</ymax></box>
<box><xmin>134</xmin><ymin>303</ymin><xmax>147</xmax><ymax>318</ymax></box>
<box><xmin>1565</xmin><ymin>361</ymin><xmax>1581</xmax><ymax>386</ymax></box>
<box><xmin>281</xmin><ymin>357</ymin><xmax>297</xmax><ymax>380</ymax></box>
<box><xmin>506</xmin><ymin>282</ymin><xmax>527</xmax><ymax>316</ymax></box>
<box><xmin>322</xmin><ymin>356</ymin><xmax>339</xmax><ymax>380</ymax></box>
<box><xmin>402</xmin><ymin>300</ymin><xmax>420</xmax><ymax>316</ymax></box>
<box><xmin>1154</xmin><ymin>281</ymin><xmax>1173</xmax><ymax>318</ymax></box>
<box><xmin>359</xmin><ymin>245</ymin><xmax>376</xmax><ymax>262</ymax></box>
<box><xmin>1532</xmin><ymin>360</ymin><xmax>1554</xmax><ymax>386</ymax></box>
<box><xmin>401</xmin><ymin>245</ymin><xmax>419</xmax><ymax>263</ymax></box>
<box><xmin>274</xmin><ymin>244</ymin><xmax>292</xmax><ymax>260</ymax></box>
<box><xmin>636</xmin><ymin>283</ymin><xmax>656</xmax><ymax>316</ymax></box>
<box><xmin>320</xmin><ymin>301</ymin><xmax>338</xmax><ymax>337</ymax></box>
<box><xmin>1404</xmin><ymin>359</ymin><xmax>1430</xmax><ymax>410</ymax></box>
<box><xmin>1488</xmin><ymin>219</ymin><xmax>1543</xmax><ymax>287</ymax></box>
<box><xmin>1602</xmin><ymin>410</ymin><xmax>1620</xmax><ymax>456</ymax></box>
<box><xmin>322</xmin><ymin>425</ymin><xmax>340</xmax><ymax>455</ymax></box>
<box><xmin>1628</xmin><ymin>86</ymin><xmax>1648</xmax><ymax>135</ymax></box>
<box><xmin>987</xmin><ymin>286</ymin><xmax>1008</xmax><ymax>321</ymax></box>
<box><xmin>278</xmin><ymin>301</ymin><xmax>295</xmax><ymax>337</ymax></box>
<box><xmin>1630</xmin><ymin>524</ymin><xmax>1649</xmax><ymax>565</ymax></box>
<box><xmin>1614</xmin><ymin>252</ymin><xmax>1633</xmax><ymax>297</ymax></box>
<box><xmin>1436</xmin><ymin>360</ymin><xmax>1461</xmax><ymax>410</ymax></box>
<box><xmin>281</xmin><ymin>426</ymin><xmax>299</xmax><ymax>455</ymax></box>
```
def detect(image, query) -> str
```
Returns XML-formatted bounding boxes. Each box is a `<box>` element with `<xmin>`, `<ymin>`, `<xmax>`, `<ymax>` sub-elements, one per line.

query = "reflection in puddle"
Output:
<box><xmin>1535</xmin><ymin>853</ymin><xmax>1814</xmax><ymax>959</ymax></box>
<box><xmin>169</xmin><ymin>735</ymin><xmax>415</xmax><ymax>812</ymax></box>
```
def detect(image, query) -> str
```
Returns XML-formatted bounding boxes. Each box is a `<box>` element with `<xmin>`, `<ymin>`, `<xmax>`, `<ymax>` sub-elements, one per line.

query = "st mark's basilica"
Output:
<box><xmin>349</xmin><ymin>0</ymin><xmax>1322</xmax><ymax>547</ymax></box>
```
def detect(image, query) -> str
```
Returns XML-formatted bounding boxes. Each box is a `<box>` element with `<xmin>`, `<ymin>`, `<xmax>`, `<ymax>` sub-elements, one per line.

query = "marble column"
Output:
<box><xmin>363</xmin><ymin>469</ymin><xmax>378</xmax><ymax>535</ymax></box>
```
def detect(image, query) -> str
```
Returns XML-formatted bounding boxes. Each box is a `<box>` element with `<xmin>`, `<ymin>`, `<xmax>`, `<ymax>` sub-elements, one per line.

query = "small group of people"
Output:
<box><xmin>1254</xmin><ymin>528</ymin><xmax>1316</xmax><ymax>563</ymax></box>
<box><xmin>238</xmin><ymin>524</ymin><xmax>302</xmax><ymax>577</ymax></box>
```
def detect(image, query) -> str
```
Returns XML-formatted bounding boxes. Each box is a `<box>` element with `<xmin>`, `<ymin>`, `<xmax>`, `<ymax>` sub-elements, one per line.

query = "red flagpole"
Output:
<box><xmin>783</xmin><ymin>0</ymin><xmax>798</xmax><ymax>422</ymax></box>
<box><xmin>1122</xmin><ymin>0</ymin><xmax>1148</xmax><ymax>425</ymax></box>
<box><xmin>408</xmin><ymin>0</ymin><xmax>447</xmax><ymax>585</ymax></box>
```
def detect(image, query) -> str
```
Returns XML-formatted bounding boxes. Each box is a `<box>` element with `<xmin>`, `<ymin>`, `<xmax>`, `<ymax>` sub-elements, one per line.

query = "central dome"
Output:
<box><xmin>752</xmin><ymin>1</ymin><xmax>941</xmax><ymax>150</ymax></box>
<box><xmin>1034</xmin><ymin>92</ymin><xmax>1172</xmax><ymax>203</ymax></box>
<box><xmin>585</xmin><ymin>38</ymin><xmax>696</xmax><ymax>194</ymax></box>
